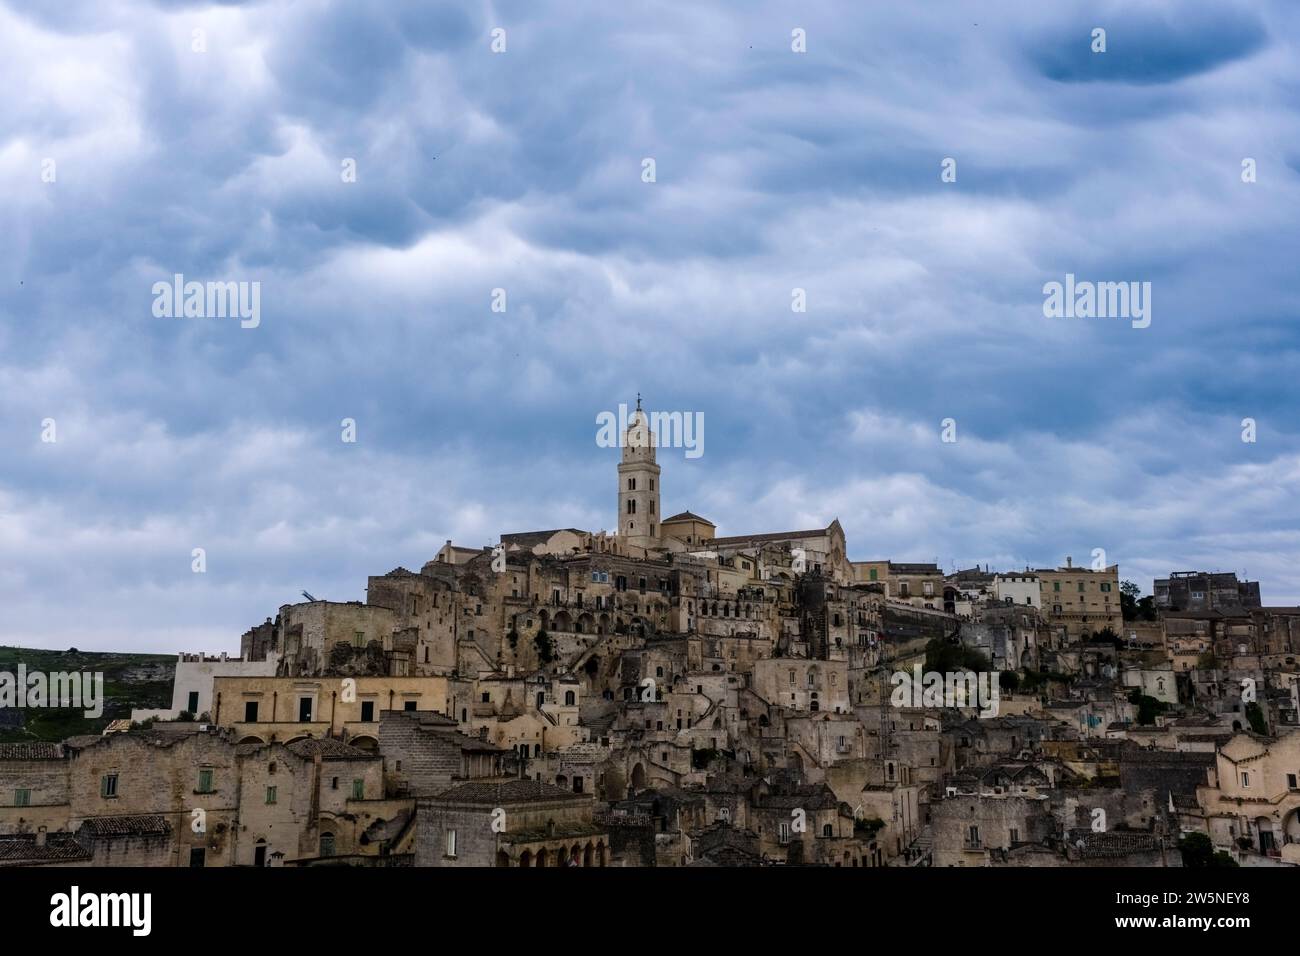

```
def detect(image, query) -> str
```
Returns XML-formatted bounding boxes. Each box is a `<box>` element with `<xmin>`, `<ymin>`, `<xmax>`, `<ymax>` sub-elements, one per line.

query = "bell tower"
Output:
<box><xmin>617</xmin><ymin>395</ymin><xmax>661</xmax><ymax>550</ymax></box>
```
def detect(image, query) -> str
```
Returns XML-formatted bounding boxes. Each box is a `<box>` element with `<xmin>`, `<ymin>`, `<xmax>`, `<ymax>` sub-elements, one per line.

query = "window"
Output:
<box><xmin>101</xmin><ymin>774</ymin><xmax>118</xmax><ymax>798</ymax></box>
<box><xmin>869</xmin><ymin>568</ymin><xmax>877</xmax><ymax>581</ymax></box>
<box><xmin>361</xmin><ymin>701</ymin><xmax>375</xmax><ymax>721</ymax></box>
<box><xmin>265</xmin><ymin>786</ymin><xmax>277</xmax><ymax>805</ymax></box>
<box><xmin>627</xmin><ymin>500</ymin><xmax>636</xmax><ymax>514</ymax></box>
<box><xmin>189</xmin><ymin>847</ymin><xmax>206</xmax><ymax>867</ymax></box>
<box><xmin>628</xmin><ymin>477</ymin><xmax>636</xmax><ymax>491</ymax></box>
<box><xmin>15</xmin><ymin>789</ymin><xmax>31</xmax><ymax>807</ymax></box>
<box><xmin>197</xmin><ymin>769</ymin><xmax>213</xmax><ymax>793</ymax></box>
<box><xmin>779</xmin><ymin>822</ymin><xmax>791</xmax><ymax>844</ymax></box>
<box><xmin>298</xmin><ymin>697</ymin><xmax>313</xmax><ymax>722</ymax></box>
<box><xmin>1100</xmin><ymin>583</ymin><xmax>1112</xmax><ymax>592</ymax></box>
<box><xmin>404</xmin><ymin>700</ymin><xmax>417</xmax><ymax>712</ymax></box>
<box><xmin>1287</xmin><ymin>773</ymin><xmax>1298</xmax><ymax>791</ymax></box>
<box><xmin>565</xmin><ymin>691</ymin><xmax>576</xmax><ymax>706</ymax></box>
<box><xmin>1053</xmin><ymin>582</ymin><xmax>1061</xmax><ymax>592</ymax></box>
<box><xmin>923</xmin><ymin>582</ymin><xmax>934</xmax><ymax>596</ymax></box>
<box><xmin>331</xmin><ymin>777</ymin><xmax>339</xmax><ymax>790</ymax></box>
<box><xmin>244</xmin><ymin>701</ymin><xmax>259</xmax><ymax>722</ymax></box>
<box><xmin>350</xmin><ymin>778</ymin><xmax>365</xmax><ymax>799</ymax></box>
<box><xmin>354</xmin><ymin>630</ymin><xmax>365</xmax><ymax>646</ymax></box>
<box><xmin>1240</xmin><ymin>772</ymin><xmax>1251</xmax><ymax>788</ymax></box>
<box><xmin>481</xmin><ymin>692</ymin><xmax>491</xmax><ymax>703</ymax></box>
<box><xmin>187</xmin><ymin>691</ymin><xmax>200</xmax><ymax>713</ymax></box>
<box><xmin>823</xmin><ymin>824</ymin><xmax>833</xmax><ymax>838</ymax></box>
<box><xmin>446</xmin><ymin>829</ymin><xmax>458</xmax><ymax>858</ymax></box>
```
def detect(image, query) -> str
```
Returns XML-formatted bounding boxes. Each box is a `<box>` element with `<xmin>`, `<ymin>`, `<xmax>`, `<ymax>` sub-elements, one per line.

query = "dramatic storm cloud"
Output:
<box><xmin>2</xmin><ymin>0</ymin><xmax>1298</xmax><ymax>651</ymax></box>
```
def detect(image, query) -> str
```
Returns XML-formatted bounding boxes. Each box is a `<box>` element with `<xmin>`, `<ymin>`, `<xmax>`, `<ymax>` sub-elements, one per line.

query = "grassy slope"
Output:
<box><xmin>0</xmin><ymin>646</ymin><xmax>175</xmax><ymax>742</ymax></box>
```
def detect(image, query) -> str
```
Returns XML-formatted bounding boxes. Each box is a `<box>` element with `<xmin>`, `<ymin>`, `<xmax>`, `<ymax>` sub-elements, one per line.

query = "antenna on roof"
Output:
<box><xmin>302</xmin><ymin>590</ymin><xmax>318</xmax><ymax>602</ymax></box>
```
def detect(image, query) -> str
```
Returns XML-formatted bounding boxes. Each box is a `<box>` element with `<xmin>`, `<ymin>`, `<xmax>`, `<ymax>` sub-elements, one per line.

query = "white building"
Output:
<box><xmin>130</xmin><ymin>651</ymin><xmax>279</xmax><ymax>722</ymax></box>
<box><xmin>993</xmin><ymin>573</ymin><xmax>1041</xmax><ymax>609</ymax></box>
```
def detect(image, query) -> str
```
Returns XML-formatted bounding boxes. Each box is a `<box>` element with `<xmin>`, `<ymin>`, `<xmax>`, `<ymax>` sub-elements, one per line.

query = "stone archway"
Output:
<box><xmin>630</xmin><ymin>762</ymin><xmax>646</xmax><ymax>793</ymax></box>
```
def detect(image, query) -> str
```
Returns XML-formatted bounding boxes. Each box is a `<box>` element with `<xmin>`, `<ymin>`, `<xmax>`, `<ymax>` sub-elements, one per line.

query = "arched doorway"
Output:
<box><xmin>583</xmin><ymin>842</ymin><xmax>594</xmax><ymax>867</ymax></box>
<box><xmin>630</xmin><ymin>762</ymin><xmax>646</xmax><ymax>793</ymax></box>
<box><xmin>496</xmin><ymin>850</ymin><xmax>510</xmax><ymax>867</ymax></box>
<box><xmin>519</xmin><ymin>849</ymin><xmax>532</xmax><ymax>867</ymax></box>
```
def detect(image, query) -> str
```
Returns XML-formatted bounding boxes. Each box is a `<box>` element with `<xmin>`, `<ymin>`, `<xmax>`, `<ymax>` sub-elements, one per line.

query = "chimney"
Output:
<box><xmin>35</xmin><ymin>827</ymin><xmax>47</xmax><ymax>847</ymax></box>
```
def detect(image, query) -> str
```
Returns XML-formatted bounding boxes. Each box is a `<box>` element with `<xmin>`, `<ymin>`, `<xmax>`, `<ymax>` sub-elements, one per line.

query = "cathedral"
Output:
<box><xmin>483</xmin><ymin>397</ymin><xmax>851</xmax><ymax>580</ymax></box>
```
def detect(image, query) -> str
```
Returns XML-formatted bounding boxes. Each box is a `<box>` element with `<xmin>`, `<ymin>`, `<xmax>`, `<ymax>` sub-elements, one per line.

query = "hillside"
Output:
<box><xmin>0</xmin><ymin>646</ymin><xmax>175</xmax><ymax>742</ymax></box>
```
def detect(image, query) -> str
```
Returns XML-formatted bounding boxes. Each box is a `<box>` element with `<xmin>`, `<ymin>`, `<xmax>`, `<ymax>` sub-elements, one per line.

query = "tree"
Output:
<box><xmin>1245</xmin><ymin>702</ymin><xmax>1268</xmax><ymax>736</ymax></box>
<box><xmin>1178</xmin><ymin>832</ymin><xmax>1239</xmax><ymax>868</ymax></box>
<box><xmin>533</xmin><ymin>629</ymin><xmax>554</xmax><ymax>665</ymax></box>
<box><xmin>924</xmin><ymin>637</ymin><xmax>990</xmax><ymax>674</ymax></box>
<box><xmin>1120</xmin><ymin>581</ymin><xmax>1156</xmax><ymax>622</ymax></box>
<box><xmin>999</xmin><ymin>670</ymin><xmax>1020</xmax><ymax>692</ymax></box>
<box><xmin>1128</xmin><ymin>689</ymin><xmax>1167</xmax><ymax>726</ymax></box>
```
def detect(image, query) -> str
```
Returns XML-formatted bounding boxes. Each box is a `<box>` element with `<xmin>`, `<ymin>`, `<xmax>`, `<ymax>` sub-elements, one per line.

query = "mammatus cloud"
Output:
<box><xmin>1</xmin><ymin>0</ymin><xmax>1298</xmax><ymax>650</ymax></box>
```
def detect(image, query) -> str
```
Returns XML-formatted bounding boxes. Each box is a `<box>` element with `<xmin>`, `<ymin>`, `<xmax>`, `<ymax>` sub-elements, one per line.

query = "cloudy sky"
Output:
<box><xmin>2</xmin><ymin>0</ymin><xmax>1299</xmax><ymax>653</ymax></box>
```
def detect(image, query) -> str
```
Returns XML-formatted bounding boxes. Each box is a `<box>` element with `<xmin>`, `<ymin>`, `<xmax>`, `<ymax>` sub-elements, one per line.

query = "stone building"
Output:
<box><xmin>414</xmin><ymin>779</ymin><xmax>608</xmax><ymax>867</ymax></box>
